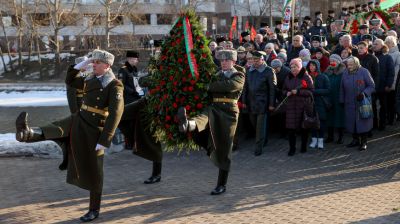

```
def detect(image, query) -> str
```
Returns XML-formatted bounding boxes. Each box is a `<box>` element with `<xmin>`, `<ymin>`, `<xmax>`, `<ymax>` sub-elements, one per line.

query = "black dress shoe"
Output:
<box><xmin>254</xmin><ymin>149</ymin><xmax>262</xmax><ymax>156</ymax></box>
<box><xmin>346</xmin><ymin>140</ymin><xmax>360</xmax><ymax>148</ymax></box>
<box><xmin>144</xmin><ymin>175</ymin><xmax>161</xmax><ymax>184</ymax></box>
<box><xmin>210</xmin><ymin>185</ymin><xmax>226</xmax><ymax>195</ymax></box>
<box><xmin>80</xmin><ymin>210</ymin><xmax>99</xmax><ymax>222</ymax></box>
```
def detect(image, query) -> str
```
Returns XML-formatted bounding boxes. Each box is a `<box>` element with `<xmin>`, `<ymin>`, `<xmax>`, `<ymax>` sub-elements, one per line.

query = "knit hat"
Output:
<box><xmin>92</xmin><ymin>49</ymin><xmax>115</xmax><ymax>66</ymax></box>
<box><xmin>271</xmin><ymin>59</ymin><xmax>283</xmax><ymax>68</ymax></box>
<box><xmin>277</xmin><ymin>52</ymin><xmax>287</xmax><ymax>62</ymax></box>
<box><xmin>299</xmin><ymin>49</ymin><xmax>311</xmax><ymax>58</ymax></box>
<box><xmin>290</xmin><ymin>58</ymin><xmax>303</xmax><ymax>68</ymax></box>
<box><xmin>329</xmin><ymin>54</ymin><xmax>342</xmax><ymax>64</ymax></box>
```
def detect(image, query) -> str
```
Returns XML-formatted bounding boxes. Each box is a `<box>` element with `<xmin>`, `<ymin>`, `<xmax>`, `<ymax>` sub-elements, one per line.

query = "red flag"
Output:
<box><xmin>250</xmin><ymin>26</ymin><xmax>257</xmax><ymax>41</ymax></box>
<box><xmin>229</xmin><ymin>16</ymin><xmax>238</xmax><ymax>40</ymax></box>
<box><xmin>238</xmin><ymin>30</ymin><xmax>243</xmax><ymax>43</ymax></box>
<box><xmin>244</xmin><ymin>21</ymin><xmax>250</xmax><ymax>31</ymax></box>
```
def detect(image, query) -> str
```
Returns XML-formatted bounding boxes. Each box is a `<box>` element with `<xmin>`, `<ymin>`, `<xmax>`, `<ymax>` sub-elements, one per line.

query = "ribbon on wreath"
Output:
<box><xmin>183</xmin><ymin>16</ymin><xmax>200</xmax><ymax>80</ymax></box>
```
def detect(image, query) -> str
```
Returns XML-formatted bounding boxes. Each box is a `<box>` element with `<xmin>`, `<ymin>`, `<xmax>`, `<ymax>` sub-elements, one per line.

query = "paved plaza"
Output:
<box><xmin>1</xmin><ymin>125</ymin><xmax>400</xmax><ymax>223</ymax></box>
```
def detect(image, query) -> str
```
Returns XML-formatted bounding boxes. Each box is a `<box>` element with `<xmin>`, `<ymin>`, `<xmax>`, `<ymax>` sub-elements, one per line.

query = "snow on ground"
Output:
<box><xmin>0</xmin><ymin>133</ymin><xmax>124</xmax><ymax>158</ymax></box>
<box><xmin>0</xmin><ymin>53</ymin><xmax>76</xmax><ymax>72</ymax></box>
<box><xmin>0</xmin><ymin>90</ymin><xmax>68</xmax><ymax>107</ymax></box>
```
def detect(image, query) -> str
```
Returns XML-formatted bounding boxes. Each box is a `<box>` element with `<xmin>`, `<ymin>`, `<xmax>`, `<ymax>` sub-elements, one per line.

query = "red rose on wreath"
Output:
<box><xmin>169</xmin><ymin>76</ymin><xmax>174</xmax><ymax>81</ymax></box>
<box><xmin>183</xmin><ymin>87</ymin><xmax>188</xmax><ymax>92</ymax></box>
<box><xmin>196</xmin><ymin>103</ymin><xmax>203</xmax><ymax>109</ymax></box>
<box><xmin>202</xmin><ymin>53</ymin><xmax>207</xmax><ymax>58</ymax></box>
<box><xmin>173</xmin><ymin>103</ymin><xmax>178</xmax><ymax>108</ymax></box>
<box><xmin>190</xmin><ymin>80</ymin><xmax>196</xmax><ymax>85</ymax></box>
<box><xmin>194</xmin><ymin>95</ymin><xmax>200</xmax><ymax>100</ymax></box>
<box><xmin>188</xmin><ymin>86</ymin><xmax>194</xmax><ymax>92</ymax></box>
<box><xmin>301</xmin><ymin>80</ymin><xmax>308</xmax><ymax>89</ymax></box>
<box><xmin>165</xmin><ymin>115</ymin><xmax>171</xmax><ymax>121</ymax></box>
<box><xmin>165</xmin><ymin>124</ymin><xmax>170</xmax><ymax>129</ymax></box>
<box><xmin>185</xmin><ymin>105</ymin><xmax>191</xmax><ymax>110</ymax></box>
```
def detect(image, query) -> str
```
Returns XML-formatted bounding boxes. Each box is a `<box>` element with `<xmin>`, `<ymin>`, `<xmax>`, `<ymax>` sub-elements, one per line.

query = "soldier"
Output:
<box><xmin>355</xmin><ymin>4</ymin><xmax>362</xmax><ymax>14</ymax></box>
<box><xmin>118</xmin><ymin>50</ymin><xmax>144</xmax><ymax>150</ymax></box>
<box><xmin>177</xmin><ymin>50</ymin><xmax>245</xmax><ymax>195</ymax></box>
<box><xmin>242</xmin><ymin>51</ymin><xmax>276</xmax><ymax>156</ymax></box>
<box><xmin>370</xmin><ymin>19</ymin><xmax>386</xmax><ymax>40</ymax></box>
<box><xmin>15</xmin><ymin>49</ymin><xmax>124</xmax><ymax>222</ymax></box>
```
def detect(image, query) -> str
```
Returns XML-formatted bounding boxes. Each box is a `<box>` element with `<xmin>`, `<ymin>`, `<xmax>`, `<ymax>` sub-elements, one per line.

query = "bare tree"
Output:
<box><xmin>0</xmin><ymin>11</ymin><xmax>14</xmax><ymax>71</ymax></box>
<box><xmin>12</xmin><ymin>0</ymin><xmax>25</xmax><ymax>67</ymax></box>
<box><xmin>43</xmin><ymin>0</ymin><xmax>78</xmax><ymax>64</ymax></box>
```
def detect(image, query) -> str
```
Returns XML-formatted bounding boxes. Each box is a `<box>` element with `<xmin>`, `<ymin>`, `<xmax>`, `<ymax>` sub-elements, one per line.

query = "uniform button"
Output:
<box><xmin>92</xmin><ymin>113</ymin><xmax>95</xmax><ymax>116</ymax></box>
<box><xmin>80</xmin><ymin>109</ymin><xmax>82</xmax><ymax>111</ymax></box>
<box><xmin>100</xmin><ymin>89</ymin><xmax>103</xmax><ymax>92</ymax></box>
<box><xmin>97</xmin><ymin>97</ymin><xmax>100</xmax><ymax>100</ymax></box>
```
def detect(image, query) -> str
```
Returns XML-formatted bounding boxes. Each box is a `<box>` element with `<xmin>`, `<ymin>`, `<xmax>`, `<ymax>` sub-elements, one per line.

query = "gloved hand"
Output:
<box><xmin>74</xmin><ymin>58</ymin><xmax>92</xmax><ymax>70</ymax></box>
<box><xmin>95</xmin><ymin>144</ymin><xmax>106</xmax><ymax>151</ymax></box>
<box><xmin>356</xmin><ymin>93</ymin><xmax>365</xmax><ymax>101</ymax></box>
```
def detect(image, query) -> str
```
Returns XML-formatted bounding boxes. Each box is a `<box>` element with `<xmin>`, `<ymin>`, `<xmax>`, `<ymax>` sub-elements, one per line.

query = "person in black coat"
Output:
<box><xmin>287</xmin><ymin>35</ymin><xmax>306</xmax><ymax>63</ymax></box>
<box><xmin>373</xmin><ymin>40</ymin><xmax>395</xmax><ymax>130</ymax></box>
<box><xmin>356</xmin><ymin>41</ymin><xmax>380</xmax><ymax>129</ymax></box>
<box><xmin>118</xmin><ymin>50</ymin><xmax>144</xmax><ymax>149</ymax></box>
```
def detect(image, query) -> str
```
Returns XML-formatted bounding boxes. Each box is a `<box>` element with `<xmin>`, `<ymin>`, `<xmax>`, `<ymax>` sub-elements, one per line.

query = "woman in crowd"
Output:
<box><xmin>307</xmin><ymin>60</ymin><xmax>330</xmax><ymax>149</ymax></box>
<box><xmin>299</xmin><ymin>49</ymin><xmax>312</xmax><ymax>67</ymax></box>
<box><xmin>385</xmin><ymin>36</ymin><xmax>400</xmax><ymax>124</ymax></box>
<box><xmin>340</xmin><ymin>47</ymin><xmax>353</xmax><ymax>65</ymax></box>
<box><xmin>326</xmin><ymin>54</ymin><xmax>346</xmax><ymax>144</ymax></box>
<box><xmin>283</xmin><ymin>58</ymin><xmax>314</xmax><ymax>156</ymax></box>
<box><xmin>340</xmin><ymin>56</ymin><xmax>375</xmax><ymax>151</ymax></box>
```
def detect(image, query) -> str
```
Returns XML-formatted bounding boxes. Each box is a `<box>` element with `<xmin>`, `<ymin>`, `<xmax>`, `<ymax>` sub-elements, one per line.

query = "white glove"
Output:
<box><xmin>74</xmin><ymin>58</ymin><xmax>92</xmax><ymax>70</ymax></box>
<box><xmin>95</xmin><ymin>144</ymin><xmax>106</xmax><ymax>151</ymax></box>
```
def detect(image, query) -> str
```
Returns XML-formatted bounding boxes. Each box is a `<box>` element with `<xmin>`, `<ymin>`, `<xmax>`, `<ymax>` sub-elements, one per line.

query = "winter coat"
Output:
<box><xmin>287</xmin><ymin>44</ymin><xmax>306</xmax><ymax>63</ymax></box>
<box><xmin>243</xmin><ymin>63</ymin><xmax>277</xmax><ymax>114</ymax></box>
<box><xmin>388</xmin><ymin>46</ymin><xmax>400</xmax><ymax>90</ymax></box>
<box><xmin>326</xmin><ymin>64</ymin><xmax>346</xmax><ymax>128</ymax></box>
<box><xmin>283</xmin><ymin>68</ymin><xmax>315</xmax><ymax>129</ymax></box>
<box><xmin>374</xmin><ymin>51</ymin><xmax>395</xmax><ymax>92</ymax></box>
<box><xmin>312</xmin><ymin>55</ymin><xmax>330</xmax><ymax>73</ymax></box>
<box><xmin>340</xmin><ymin>66</ymin><xmax>375</xmax><ymax>134</ymax></box>
<box><xmin>333</xmin><ymin>45</ymin><xmax>358</xmax><ymax>57</ymax></box>
<box><xmin>276</xmin><ymin>65</ymin><xmax>291</xmax><ymax>103</ymax></box>
<box><xmin>66</xmin><ymin>65</ymin><xmax>84</xmax><ymax>113</ymax></box>
<box><xmin>357</xmin><ymin>53</ymin><xmax>380</xmax><ymax>85</ymax></box>
<box><xmin>264</xmin><ymin>52</ymin><xmax>277</xmax><ymax>66</ymax></box>
<box><xmin>118</xmin><ymin>62</ymin><xmax>142</xmax><ymax>104</ymax></box>
<box><xmin>193</xmin><ymin>67</ymin><xmax>245</xmax><ymax>171</ymax></box>
<box><xmin>309</xmin><ymin>60</ymin><xmax>331</xmax><ymax>120</ymax></box>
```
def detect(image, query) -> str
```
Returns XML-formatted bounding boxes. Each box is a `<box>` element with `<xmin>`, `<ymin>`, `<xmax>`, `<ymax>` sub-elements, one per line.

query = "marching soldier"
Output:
<box><xmin>177</xmin><ymin>50</ymin><xmax>245</xmax><ymax>195</ymax></box>
<box><xmin>15</xmin><ymin>49</ymin><xmax>124</xmax><ymax>222</ymax></box>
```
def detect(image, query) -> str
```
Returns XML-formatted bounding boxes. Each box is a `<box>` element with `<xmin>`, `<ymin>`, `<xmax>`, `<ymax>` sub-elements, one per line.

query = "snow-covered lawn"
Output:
<box><xmin>0</xmin><ymin>90</ymin><xmax>68</xmax><ymax>107</ymax></box>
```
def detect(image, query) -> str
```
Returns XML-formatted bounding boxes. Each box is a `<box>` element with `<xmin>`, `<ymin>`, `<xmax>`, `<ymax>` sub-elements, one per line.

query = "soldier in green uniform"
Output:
<box><xmin>177</xmin><ymin>50</ymin><xmax>245</xmax><ymax>195</ymax></box>
<box><xmin>15</xmin><ymin>49</ymin><xmax>124</xmax><ymax>222</ymax></box>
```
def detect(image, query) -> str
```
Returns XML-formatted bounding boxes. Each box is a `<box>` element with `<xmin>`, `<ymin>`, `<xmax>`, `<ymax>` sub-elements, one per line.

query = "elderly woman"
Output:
<box><xmin>385</xmin><ymin>36</ymin><xmax>400</xmax><ymax>124</ymax></box>
<box><xmin>340</xmin><ymin>56</ymin><xmax>375</xmax><ymax>151</ymax></box>
<box><xmin>283</xmin><ymin>58</ymin><xmax>315</xmax><ymax>156</ymax></box>
<box><xmin>299</xmin><ymin>49</ymin><xmax>311</xmax><ymax>67</ymax></box>
<box><xmin>326</xmin><ymin>54</ymin><xmax>346</xmax><ymax>144</ymax></box>
<box><xmin>340</xmin><ymin>47</ymin><xmax>353</xmax><ymax>65</ymax></box>
<box><xmin>263</xmin><ymin>43</ymin><xmax>277</xmax><ymax>66</ymax></box>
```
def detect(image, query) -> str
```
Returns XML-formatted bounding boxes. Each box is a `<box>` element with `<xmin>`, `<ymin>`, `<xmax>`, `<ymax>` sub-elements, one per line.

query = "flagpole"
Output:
<box><xmin>291</xmin><ymin>0</ymin><xmax>296</xmax><ymax>39</ymax></box>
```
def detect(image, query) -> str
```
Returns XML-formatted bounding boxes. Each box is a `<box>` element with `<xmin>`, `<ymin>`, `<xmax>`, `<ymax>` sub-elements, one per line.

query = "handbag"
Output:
<box><xmin>359</xmin><ymin>93</ymin><xmax>373</xmax><ymax>119</ymax></box>
<box><xmin>321</xmin><ymin>96</ymin><xmax>332</xmax><ymax>111</ymax></box>
<box><xmin>302</xmin><ymin>96</ymin><xmax>320</xmax><ymax>130</ymax></box>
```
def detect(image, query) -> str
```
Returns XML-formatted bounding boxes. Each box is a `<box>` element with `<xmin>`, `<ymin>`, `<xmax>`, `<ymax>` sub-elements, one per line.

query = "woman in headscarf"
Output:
<box><xmin>340</xmin><ymin>56</ymin><xmax>375</xmax><ymax>151</ymax></box>
<box><xmin>283</xmin><ymin>58</ymin><xmax>314</xmax><ymax>156</ymax></box>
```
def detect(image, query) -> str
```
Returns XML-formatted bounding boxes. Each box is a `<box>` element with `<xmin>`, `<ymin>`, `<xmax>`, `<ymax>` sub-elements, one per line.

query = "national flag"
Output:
<box><xmin>250</xmin><ymin>26</ymin><xmax>257</xmax><ymax>41</ymax></box>
<box><xmin>229</xmin><ymin>16</ymin><xmax>238</xmax><ymax>40</ymax></box>
<box><xmin>381</xmin><ymin>0</ymin><xmax>399</xmax><ymax>10</ymax></box>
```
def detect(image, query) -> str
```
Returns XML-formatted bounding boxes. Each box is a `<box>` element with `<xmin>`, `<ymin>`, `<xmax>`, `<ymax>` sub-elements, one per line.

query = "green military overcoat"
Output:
<box><xmin>41</xmin><ymin>68</ymin><xmax>124</xmax><ymax>193</ymax></box>
<box><xmin>192</xmin><ymin>67</ymin><xmax>245</xmax><ymax>171</ymax></box>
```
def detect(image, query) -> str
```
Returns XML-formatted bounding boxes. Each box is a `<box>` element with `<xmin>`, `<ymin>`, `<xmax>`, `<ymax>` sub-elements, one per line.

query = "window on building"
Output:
<box><xmin>32</xmin><ymin>13</ymin><xmax>50</xmax><ymax>26</ymax></box>
<box><xmin>157</xmin><ymin>14</ymin><xmax>172</xmax><ymax>25</ymax></box>
<box><xmin>129</xmin><ymin>14</ymin><xmax>151</xmax><ymax>25</ymax></box>
<box><xmin>111</xmin><ymin>15</ymin><xmax>124</xmax><ymax>26</ymax></box>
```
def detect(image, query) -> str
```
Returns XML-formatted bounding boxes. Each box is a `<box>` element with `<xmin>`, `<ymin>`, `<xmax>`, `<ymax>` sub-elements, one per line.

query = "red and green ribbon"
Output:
<box><xmin>182</xmin><ymin>16</ymin><xmax>199</xmax><ymax>80</ymax></box>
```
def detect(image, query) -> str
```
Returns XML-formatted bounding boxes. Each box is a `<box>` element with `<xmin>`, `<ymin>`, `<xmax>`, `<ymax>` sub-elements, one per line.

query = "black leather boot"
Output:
<box><xmin>325</xmin><ymin>127</ymin><xmax>334</xmax><ymax>143</ymax></box>
<box><xmin>211</xmin><ymin>169</ymin><xmax>228</xmax><ymax>195</ymax></box>
<box><xmin>346</xmin><ymin>134</ymin><xmax>360</xmax><ymax>148</ymax></box>
<box><xmin>359</xmin><ymin>134</ymin><xmax>367</xmax><ymax>151</ymax></box>
<box><xmin>15</xmin><ymin>112</ymin><xmax>45</xmax><ymax>142</ymax></box>
<box><xmin>80</xmin><ymin>210</ymin><xmax>99</xmax><ymax>222</ymax></box>
<box><xmin>288</xmin><ymin>131</ymin><xmax>296</xmax><ymax>156</ymax></box>
<box><xmin>254</xmin><ymin>147</ymin><xmax>262</xmax><ymax>156</ymax></box>
<box><xmin>144</xmin><ymin>162</ymin><xmax>162</xmax><ymax>184</ymax></box>
<box><xmin>300</xmin><ymin>131</ymin><xmax>308</xmax><ymax>153</ymax></box>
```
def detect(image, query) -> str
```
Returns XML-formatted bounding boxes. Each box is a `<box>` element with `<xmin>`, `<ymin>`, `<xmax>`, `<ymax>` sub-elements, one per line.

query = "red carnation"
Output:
<box><xmin>168</xmin><ymin>133</ymin><xmax>173</xmax><ymax>140</ymax></box>
<box><xmin>165</xmin><ymin>124</ymin><xmax>170</xmax><ymax>129</ymax></box>
<box><xmin>169</xmin><ymin>76</ymin><xmax>174</xmax><ymax>81</ymax></box>
<box><xmin>200</xmin><ymin>45</ymin><xmax>204</xmax><ymax>49</ymax></box>
<box><xmin>165</xmin><ymin>115</ymin><xmax>171</xmax><ymax>121</ymax></box>
<box><xmin>196</xmin><ymin>103</ymin><xmax>203</xmax><ymax>109</ymax></box>
<box><xmin>194</xmin><ymin>95</ymin><xmax>200</xmax><ymax>100</ymax></box>
<box><xmin>301</xmin><ymin>80</ymin><xmax>308</xmax><ymax>89</ymax></box>
<box><xmin>202</xmin><ymin>53</ymin><xmax>207</xmax><ymax>58</ymax></box>
<box><xmin>160</xmin><ymin>80</ymin><xmax>166</xmax><ymax>86</ymax></box>
<box><xmin>185</xmin><ymin>105</ymin><xmax>191</xmax><ymax>110</ymax></box>
<box><xmin>173</xmin><ymin>81</ymin><xmax>178</xmax><ymax>86</ymax></box>
<box><xmin>182</xmin><ymin>77</ymin><xmax>187</xmax><ymax>82</ymax></box>
<box><xmin>173</xmin><ymin>103</ymin><xmax>178</xmax><ymax>108</ymax></box>
<box><xmin>190</xmin><ymin>80</ymin><xmax>196</xmax><ymax>85</ymax></box>
<box><xmin>188</xmin><ymin>86</ymin><xmax>194</xmax><ymax>92</ymax></box>
<box><xmin>178</xmin><ymin>58</ymin><xmax>183</xmax><ymax>63</ymax></box>
<box><xmin>183</xmin><ymin>87</ymin><xmax>188</xmax><ymax>92</ymax></box>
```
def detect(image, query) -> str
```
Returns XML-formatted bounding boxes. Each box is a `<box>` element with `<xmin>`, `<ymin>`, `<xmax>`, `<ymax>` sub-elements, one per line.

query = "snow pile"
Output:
<box><xmin>0</xmin><ymin>133</ymin><xmax>124</xmax><ymax>158</ymax></box>
<box><xmin>0</xmin><ymin>90</ymin><xmax>68</xmax><ymax>107</ymax></box>
<box><xmin>0</xmin><ymin>53</ymin><xmax>76</xmax><ymax>72</ymax></box>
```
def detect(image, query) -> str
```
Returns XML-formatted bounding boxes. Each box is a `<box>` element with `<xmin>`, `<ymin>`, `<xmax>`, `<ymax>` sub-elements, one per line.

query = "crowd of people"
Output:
<box><xmin>205</xmin><ymin>3</ymin><xmax>400</xmax><ymax>156</ymax></box>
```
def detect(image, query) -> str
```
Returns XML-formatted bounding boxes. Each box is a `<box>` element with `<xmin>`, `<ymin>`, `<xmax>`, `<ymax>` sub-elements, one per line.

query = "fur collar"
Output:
<box><xmin>85</xmin><ymin>69</ymin><xmax>116</xmax><ymax>88</ymax></box>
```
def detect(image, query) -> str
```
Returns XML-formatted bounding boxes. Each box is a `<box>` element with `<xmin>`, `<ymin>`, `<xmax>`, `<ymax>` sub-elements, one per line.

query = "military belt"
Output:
<box><xmin>76</xmin><ymin>89</ymin><xmax>84</xmax><ymax>98</ymax></box>
<box><xmin>213</xmin><ymin>98</ymin><xmax>238</xmax><ymax>104</ymax></box>
<box><xmin>81</xmin><ymin>104</ymin><xmax>109</xmax><ymax>117</ymax></box>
